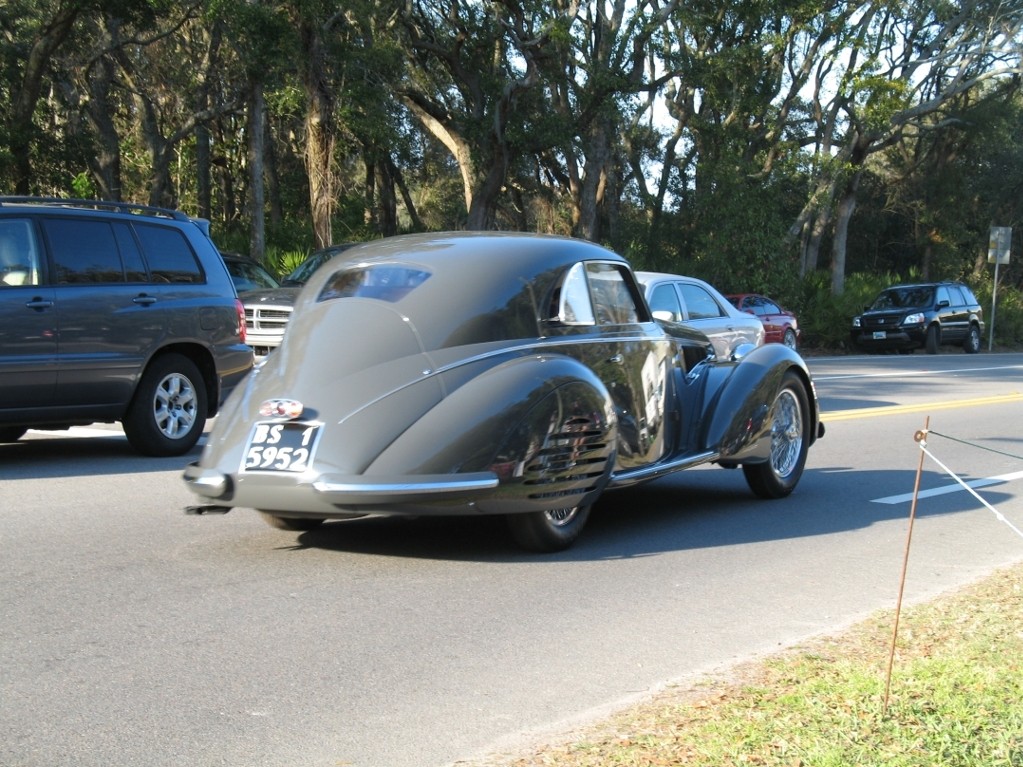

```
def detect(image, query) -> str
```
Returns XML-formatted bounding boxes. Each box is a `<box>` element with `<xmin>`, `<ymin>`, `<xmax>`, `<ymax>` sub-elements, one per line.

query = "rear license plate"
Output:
<box><xmin>872</xmin><ymin>331</ymin><xmax>887</xmax><ymax>339</ymax></box>
<box><xmin>242</xmin><ymin>422</ymin><xmax>322</xmax><ymax>473</ymax></box>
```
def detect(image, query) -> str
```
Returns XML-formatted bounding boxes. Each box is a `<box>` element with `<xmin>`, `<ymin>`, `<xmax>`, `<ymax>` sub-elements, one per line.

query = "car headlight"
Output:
<box><xmin>852</xmin><ymin>317</ymin><xmax>861</xmax><ymax>328</ymax></box>
<box><xmin>902</xmin><ymin>313</ymin><xmax>925</xmax><ymax>325</ymax></box>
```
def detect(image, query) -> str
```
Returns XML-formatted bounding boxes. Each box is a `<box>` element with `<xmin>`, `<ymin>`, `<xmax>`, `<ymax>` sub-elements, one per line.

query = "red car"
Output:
<box><xmin>727</xmin><ymin>293</ymin><xmax>800</xmax><ymax>350</ymax></box>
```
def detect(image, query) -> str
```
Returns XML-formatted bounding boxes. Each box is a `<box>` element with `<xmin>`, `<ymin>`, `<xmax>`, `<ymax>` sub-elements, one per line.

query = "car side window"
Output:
<box><xmin>935</xmin><ymin>286</ymin><xmax>951</xmax><ymax>307</ymax></box>
<box><xmin>762</xmin><ymin>298</ymin><xmax>781</xmax><ymax>314</ymax></box>
<box><xmin>586</xmin><ymin>262</ymin><xmax>639</xmax><ymax>325</ymax></box>
<box><xmin>946</xmin><ymin>286</ymin><xmax>966</xmax><ymax>306</ymax></box>
<box><xmin>679</xmin><ymin>283</ymin><xmax>725</xmax><ymax>320</ymax></box>
<box><xmin>649</xmin><ymin>283</ymin><xmax>684</xmax><ymax>322</ymax></box>
<box><xmin>134</xmin><ymin>223</ymin><xmax>202</xmax><ymax>284</ymax></box>
<box><xmin>0</xmin><ymin>219</ymin><xmax>42</xmax><ymax>286</ymax></box>
<box><xmin>43</xmin><ymin>217</ymin><xmax>127</xmax><ymax>284</ymax></box>
<box><xmin>550</xmin><ymin>262</ymin><xmax>595</xmax><ymax>325</ymax></box>
<box><xmin>744</xmin><ymin>296</ymin><xmax>767</xmax><ymax>315</ymax></box>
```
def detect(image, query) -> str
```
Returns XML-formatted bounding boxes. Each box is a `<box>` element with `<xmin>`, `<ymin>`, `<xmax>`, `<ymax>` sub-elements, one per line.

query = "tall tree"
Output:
<box><xmin>790</xmin><ymin>0</ymin><xmax>1023</xmax><ymax>293</ymax></box>
<box><xmin>394</xmin><ymin>0</ymin><xmax>559</xmax><ymax>230</ymax></box>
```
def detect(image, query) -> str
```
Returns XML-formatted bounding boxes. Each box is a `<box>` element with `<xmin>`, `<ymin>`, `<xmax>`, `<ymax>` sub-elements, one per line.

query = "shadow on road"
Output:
<box><xmin>278</xmin><ymin>464</ymin><xmax>1014</xmax><ymax>563</ymax></box>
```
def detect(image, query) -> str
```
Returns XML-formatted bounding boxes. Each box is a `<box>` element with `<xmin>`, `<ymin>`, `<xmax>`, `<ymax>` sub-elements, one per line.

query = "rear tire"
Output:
<box><xmin>963</xmin><ymin>324</ymin><xmax>981</xmax><ymax>354</ymax></box>
<box><xmin>925</xmin><ymin>324</ymin><xmax>940</xmax><ymax>354</ymax></box>
<box><xmin>123</xmin><ymin>353</ymin><xmax>208</xmax><ymax>456</ymax></box>
<box><xmin>742</xmin><ymin>371</ymin><xmax>810</xmax><ymax>499</ymax></box>
<box><xmin>259</xmin><ymin>512</ymin><xmax>325</xmax><ymax>531</ymax></box>
<box><xmin>507</xmin><ymin>505</ymin><xmax>592</xmax><ymax>552</ymax></box>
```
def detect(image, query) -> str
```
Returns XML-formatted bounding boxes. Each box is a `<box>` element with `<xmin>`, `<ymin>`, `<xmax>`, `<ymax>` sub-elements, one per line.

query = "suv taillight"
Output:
<box><xmin>235</xmin><ymin>299</ymin><xmax>247</xmax><ymax>343</ymax></box>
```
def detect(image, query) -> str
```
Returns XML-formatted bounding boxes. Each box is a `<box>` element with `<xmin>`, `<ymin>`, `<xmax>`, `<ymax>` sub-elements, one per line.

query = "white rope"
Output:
<box><xmin>919</xmin><ymin>443</ymin><xmax>1023</xmax><ymax>541</ymax></box>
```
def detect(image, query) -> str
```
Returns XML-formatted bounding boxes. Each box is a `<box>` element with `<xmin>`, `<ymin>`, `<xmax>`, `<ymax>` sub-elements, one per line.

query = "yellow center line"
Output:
<box><xmin>821</xmin><ymin>392</ymin><xmax>1023</xmax><ymax>422</ymax></box>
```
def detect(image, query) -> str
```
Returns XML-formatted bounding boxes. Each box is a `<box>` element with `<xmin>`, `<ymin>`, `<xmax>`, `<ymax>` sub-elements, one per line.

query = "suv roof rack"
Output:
<box><xmin>0</xmin><ymin>196</ymin><xmax>191</xmax><ymax>222</ymax></box>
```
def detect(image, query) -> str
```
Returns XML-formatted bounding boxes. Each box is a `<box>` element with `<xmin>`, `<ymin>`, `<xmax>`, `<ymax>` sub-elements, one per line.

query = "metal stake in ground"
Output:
<box><xmin>883</xmin><ymin>417</ymin><xmax>929</xmax><ymax>716</ymax></box>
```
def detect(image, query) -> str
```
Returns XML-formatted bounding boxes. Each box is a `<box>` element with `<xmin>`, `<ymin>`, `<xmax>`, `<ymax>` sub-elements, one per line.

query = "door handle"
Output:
<box><xmin>25</xmin><ymin>298</ymin><xmax>54</xmax><ymax>310</ymax></box>
<box><xmin>608</xmin><ymin>353</ymin><xmax>624</xmax><ymax>364</ymax></box>
<box><xmin>133</xmin><ymin>295</ymin><xmax>157</xmax><ymax>306</ymax></box>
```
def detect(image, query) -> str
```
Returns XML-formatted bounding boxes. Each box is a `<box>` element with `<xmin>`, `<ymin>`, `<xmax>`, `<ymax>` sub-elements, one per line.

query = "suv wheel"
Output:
<box><xmin>963</xmin><ymin>324</ymin><xmax>981</xmax><ymax>354</ymax></box>
<box><xmin>123</xmin><ymin>353</ymin><xmax>208</xmax><ymax>456</ymax></box>
<box><xmin>925</xmin><ymin>324</ymin><xmax>940</xmax><ymax>354</ymax></box>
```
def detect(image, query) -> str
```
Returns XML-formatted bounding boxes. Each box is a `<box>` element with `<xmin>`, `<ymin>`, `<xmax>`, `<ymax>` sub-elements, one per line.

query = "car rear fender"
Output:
<box><xmin>367</xmin><ymin>354</ymin><xmax>616</xmax><ymax>512</ymax></box>
<box><xmin>700</xmin><ymin>344</ymin><xmax>818</xmax><ymax>461</ymax></box>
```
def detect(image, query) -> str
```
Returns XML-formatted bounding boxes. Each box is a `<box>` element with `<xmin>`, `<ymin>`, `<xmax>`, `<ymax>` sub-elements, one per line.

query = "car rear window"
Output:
<box><xmin>317</xmin><ymin>264</ymin><xmax>430</xmax><ymax>303</ymax></box>
<box><xmin>133</xmin><ymin>223</ymin><xmax>203</xmax><ymax>284</ymax></box>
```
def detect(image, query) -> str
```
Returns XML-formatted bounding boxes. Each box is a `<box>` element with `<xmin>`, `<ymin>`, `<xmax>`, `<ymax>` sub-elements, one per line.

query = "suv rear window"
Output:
<box><xmin>134</xmin><ymin>223</ymin><xmax>203</xmax><ymax>284</ymax></box>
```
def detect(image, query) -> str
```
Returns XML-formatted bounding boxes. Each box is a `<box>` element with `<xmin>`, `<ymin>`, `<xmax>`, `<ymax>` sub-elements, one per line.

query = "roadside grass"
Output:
<box><xmin>481</xmin><ymin>562</ymin><xmax>1023</xmax><ymax>767</ymax></box>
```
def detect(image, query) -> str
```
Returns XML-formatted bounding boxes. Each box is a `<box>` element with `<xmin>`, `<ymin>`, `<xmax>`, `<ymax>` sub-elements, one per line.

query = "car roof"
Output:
<box><xmin>293</xmin><ymin>232</ymin><xmax>630</xmax><ymax>351</ymax></box>
<box><xmin>635</xmin><ymin>271</ymin><xmax>734</xmax><ymax>297</ymax></box>
<box><xmin>881</xmin><ymin>281</ymin><xmax>964</xmax><ymax>289</ymax></box>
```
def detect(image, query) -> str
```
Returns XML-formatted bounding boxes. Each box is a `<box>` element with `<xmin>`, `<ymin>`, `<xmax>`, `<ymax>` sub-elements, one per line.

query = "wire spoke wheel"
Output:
<box><xmin>742</xmin><ymin>371</ymin><xmax>810</xmax><ymax>499</ymax></box>
<box><xmin>507</xmin><ymin>504</ymin><xmax>592</xmax><ymax>552</ymax></box>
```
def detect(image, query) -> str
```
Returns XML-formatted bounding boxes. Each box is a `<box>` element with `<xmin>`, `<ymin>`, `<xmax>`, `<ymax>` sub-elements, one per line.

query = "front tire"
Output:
<box><xmin>742</xmin><ymin>371</ymin><xmax>810</xmax><ymax>499</ymax></box>
<box><xmin>507</xmin><ymin>505</ymin><xmax>592</xmax><ymax>552</ymax></box>
<box><xmin>259</xmin><ymin>512</ymin><xmax>325</xmax><ymax>531</ymax></box>
<box><xmin>782</xmin><ymin>328</ymin><xmax>797</xmax><ymax>350</ymax></box>
<box><xmin>925</xmin><ymin>324</ymin><xmax>940</xmax><ymax>354</ymax></box>
<box><xmin>123</xmin><ymin>353</ymin><xmax>208</xmax><ymax>456</ymax></box>
<box><xmin>963</xmin><ymin>324</ymin><xmax>981</xmax><ymax>354</ymax></box>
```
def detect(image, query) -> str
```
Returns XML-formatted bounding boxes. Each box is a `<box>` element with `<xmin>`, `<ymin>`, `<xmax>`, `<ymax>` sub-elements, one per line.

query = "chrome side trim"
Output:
<box><xmin>608</xmin><ymin>450</ymin><xmax>720</xmax><ymax>488</ymax></box>
<box><xmin>312</xmin><ymin>472</ymin><xmax>500</xmax><ymax>504</ymax></box>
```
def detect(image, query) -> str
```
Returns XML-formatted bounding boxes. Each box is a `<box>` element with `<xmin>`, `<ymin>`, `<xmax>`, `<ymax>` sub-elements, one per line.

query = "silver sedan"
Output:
<box><xmin>637</xmin><ymin>271</ymin><xmax>765</xmax><ymax>360</ymax></box>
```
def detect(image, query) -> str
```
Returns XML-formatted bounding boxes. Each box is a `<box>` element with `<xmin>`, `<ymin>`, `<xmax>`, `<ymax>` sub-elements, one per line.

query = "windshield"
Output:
<box><xmin>284</xmin><ymin>252</ymin><xmax>331</xmax><ymax>285</ymax></box>
<box><xmin>870</xmin><ymin>286</ymin><xmax>934</xmax><ymax>310</ymax></box>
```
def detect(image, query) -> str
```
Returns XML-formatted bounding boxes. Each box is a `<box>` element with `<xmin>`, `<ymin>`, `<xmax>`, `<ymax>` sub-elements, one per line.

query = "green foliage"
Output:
<box><xmin>794</xmin><ymin>271</ymin><xmax>895</xmax><ymax>350</ymax></box>
<box><xmin>974</xmin><ymin>281</ymin><xmax>1023</xmax><ymax>347</ymax></box>
<box><xmin>70</xmin><ymin>170</ymin><xmax>95</xmax><ymax>199</ymax></box>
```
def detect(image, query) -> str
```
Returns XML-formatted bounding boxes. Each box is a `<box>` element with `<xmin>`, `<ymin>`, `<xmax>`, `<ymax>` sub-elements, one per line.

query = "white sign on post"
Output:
<box><xmin>988</xmin><ymin>226</ymin><xmax>1011</xmax><ymax>264</ymax></box>
<box><xmin>987</xmin><ymin>226</ymin><xmax>1011</xmax><ymax>350</ymax></box>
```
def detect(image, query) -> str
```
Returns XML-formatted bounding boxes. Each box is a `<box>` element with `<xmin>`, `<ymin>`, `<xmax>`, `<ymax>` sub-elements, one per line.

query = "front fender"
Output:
<box><xmin>701</xmin><ymin>344</ymin><xmax>818</xmax><ymax>461</ymax></box>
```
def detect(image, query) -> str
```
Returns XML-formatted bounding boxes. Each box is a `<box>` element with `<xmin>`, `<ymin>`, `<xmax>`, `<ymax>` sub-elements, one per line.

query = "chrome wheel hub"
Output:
<box><xmin>770</xmin><ymin>389</ymin><xmax>803</xmax><ymax>479</ymax></box>
<box><xmin>154</xmin><ymin>373</ymin><xmax>198</xmax><ymax>439</ymax></box>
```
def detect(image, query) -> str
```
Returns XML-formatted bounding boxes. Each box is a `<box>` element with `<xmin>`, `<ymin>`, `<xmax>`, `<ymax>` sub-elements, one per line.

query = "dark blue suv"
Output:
<box><xmin>851</xmin><ymin>281</ymin><xmax>984</xmax><ymax>354</ymax></box>
<box><xmin>0</xmin><ymin>198</ymin><xmax>253</xmax><ymax>455</ymax></box>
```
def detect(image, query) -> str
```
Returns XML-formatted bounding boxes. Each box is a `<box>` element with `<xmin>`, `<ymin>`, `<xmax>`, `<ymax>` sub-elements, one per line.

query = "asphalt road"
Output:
<box><xmin>2</xmin><ymin>352</ymin><xmax>1021</xmax><ymax>767</ymax></box>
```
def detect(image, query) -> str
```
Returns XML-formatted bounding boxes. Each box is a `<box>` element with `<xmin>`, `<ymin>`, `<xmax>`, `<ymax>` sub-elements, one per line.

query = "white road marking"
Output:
<box><xmin>871</xmin><ymin>469</ymin><xmax>1023</xmax><ymax>504</ymax></box>
<box><xmin>813</xmin><ymin>363</ymin><xmax>1023</xmax><ymax>381</ymax></box>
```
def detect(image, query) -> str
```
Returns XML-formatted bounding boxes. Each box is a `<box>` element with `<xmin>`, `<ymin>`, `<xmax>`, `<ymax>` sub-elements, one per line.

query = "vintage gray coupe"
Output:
<box><xmin>184</xmin><ymin>232</ymin><xmax>824</xmax><ymax>552</ymax></box>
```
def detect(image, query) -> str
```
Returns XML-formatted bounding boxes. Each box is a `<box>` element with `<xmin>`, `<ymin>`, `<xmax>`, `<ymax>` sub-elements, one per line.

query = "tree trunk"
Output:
<box><xmin>9</xmin><ymin>6</ymin><xmax>80</xmax><ymax>193</ymax></box>
<box><xmin>301</xmin><ymin>19</ymin><xmax>335</xmax><ymax>249</ymax></box>
<box><xmin>830</xmin><ymin>169</ymin><xmax>863</xmax><ymax>295</ymax></box>
<box><xmin>575</xmin><ymin>120</ymin><xmax>612</xmax><ymax>242</ymax></box>
<box><xmin>376</xmin><ymin>158</ymin><xmax>398</xmax><ymax>236</ymax></box>
<box><xmin>389</xmin><ymin>156</ymin><xmax>424</xmax><ymax>232</ymax></box>
<box><xmin>83</xmin><ymin>58</ymin><xmax>122</xmax><ymax>201</ymax></box>
<box><xmin>247</xmin><ymin>79</ymin><xmax>266</xmax><ymax>263</ymax></box>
